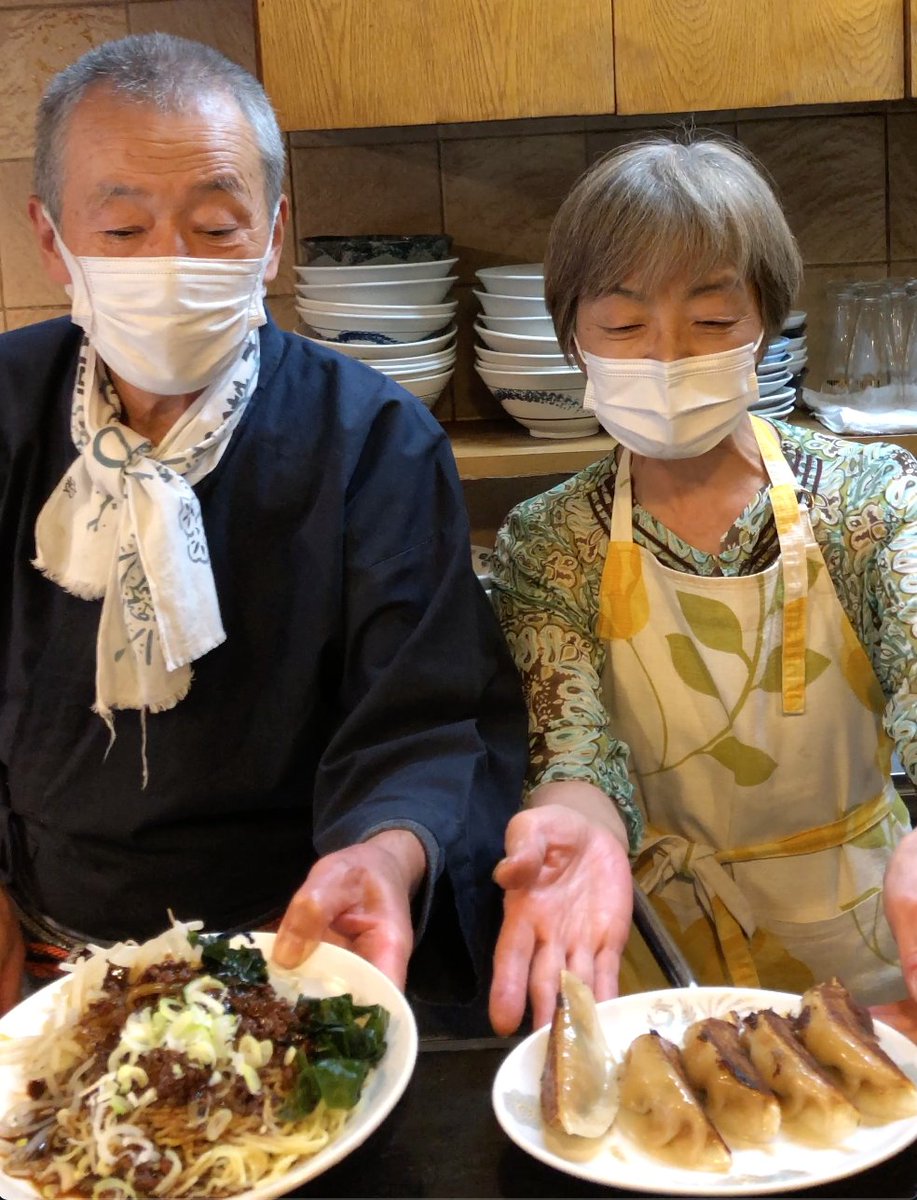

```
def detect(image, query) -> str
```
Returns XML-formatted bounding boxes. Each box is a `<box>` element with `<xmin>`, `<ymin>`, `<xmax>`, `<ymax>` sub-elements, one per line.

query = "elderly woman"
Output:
<box><xmin>488</xmin><ymin>135</ymin><xmax>917</xmax><ymax>1037</ymax></box>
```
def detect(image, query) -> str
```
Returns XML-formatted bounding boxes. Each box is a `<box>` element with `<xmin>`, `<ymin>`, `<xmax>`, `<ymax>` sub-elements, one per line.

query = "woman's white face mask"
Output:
<box><xmin>576</xmin><ymin>335</ymin><xmax>763</xmax><ymax>459</ymax></box>
<box><xmin>47</xmin><ymin>210</ymin><xmax>277</xmax><ymax>396</ymax></box>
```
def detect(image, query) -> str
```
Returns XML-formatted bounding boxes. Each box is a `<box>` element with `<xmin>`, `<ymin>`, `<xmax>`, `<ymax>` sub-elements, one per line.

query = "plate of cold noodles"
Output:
<box><xmin>492</xmin><ymin>983</ymin><xmax>917</xmax><ymax>1196</ymax></box>
<box><xmin>0</xmin><ymin>919</ymin><xmax>418</xmax><ymax>1199</ymax></box>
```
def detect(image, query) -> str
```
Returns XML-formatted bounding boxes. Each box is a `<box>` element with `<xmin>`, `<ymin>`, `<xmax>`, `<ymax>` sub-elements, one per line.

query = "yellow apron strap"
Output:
<box><xmin>641</xmin><ymin>791</ymin><xmax>891</xmax><ymax>990</ymax></box>
<box><xmin>751</xmin><ymin>415</ymin><xmax>809</xmax><ymax>716</ymax></box>
<box><xmin>717</xmin><ymin>792</ymin><xmax>891</xmax><ymax>865</ymax></box>
<box><xmin>711</xmin><ymin>896</ymin><xmax>761</xmax><ymax>988</ymax></box>
<box><xmin>597</xmin><ymin>540</ymin><xmax>649</xmax><ymax>641</ymax></box>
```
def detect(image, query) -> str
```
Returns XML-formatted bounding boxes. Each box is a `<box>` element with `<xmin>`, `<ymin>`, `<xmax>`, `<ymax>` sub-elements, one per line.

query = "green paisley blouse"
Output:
<box><xmin>491</xmin><ymin>420</ymin><xmax>917</xmax><ymax>852</ymax></box>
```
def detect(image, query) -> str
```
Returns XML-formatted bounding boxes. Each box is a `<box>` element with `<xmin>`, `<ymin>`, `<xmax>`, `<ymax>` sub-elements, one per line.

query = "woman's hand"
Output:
<box><xmin>869</xmin><ymin>999</ymin><xmax>917</xmax><ymax>1044</ymax></box>
<box><xmin>489</xmin><ymin>783</ymin><xmax>633</xmax><ymax>1036</ymax></box>
<box><xmin>884</xmin><ymin>828</ymin><xmax>917</xmax><ymax>1002</ymax></box>
<box><xmin>271</xmin><ymin>830</ymin><xmax>426</xmax><ymax>990</ymax></box>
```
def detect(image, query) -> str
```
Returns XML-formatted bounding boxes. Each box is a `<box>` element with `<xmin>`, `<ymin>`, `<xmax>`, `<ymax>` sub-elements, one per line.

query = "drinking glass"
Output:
<box><xmin>846</xmin><ymin>296</ymin><xmax>896</xmax><ymax>407</ymax></box>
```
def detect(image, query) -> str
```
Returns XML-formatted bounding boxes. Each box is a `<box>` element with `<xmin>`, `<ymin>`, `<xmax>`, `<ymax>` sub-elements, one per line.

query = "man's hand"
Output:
<box><xmin>884</xmin><ymin>828</ymin><xmax>917</xmax><ymax>1002</ymax></box>
<box><xmin>0</xmin><ymin>888</ymin><xmax>23</xmax><ymax>1015</ymax></box>
<box><xmin>271</xmin><ymin>830</ymin><xmax>426</xmax><ymax>990</ymax></box>
<box><xmin>489</xmin><ymin>785</ymin><xmax>633</xmax><ymax>1037</ymax></box>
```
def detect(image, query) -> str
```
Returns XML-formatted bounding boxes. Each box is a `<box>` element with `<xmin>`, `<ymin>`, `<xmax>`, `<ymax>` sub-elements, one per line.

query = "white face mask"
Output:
<box><xmin>577</xmin><ymin>335</ymin><xmax>762</xmax><ymax>459</ymax></box>
<box><xmin>48</xmin><ymin>212</ymin><xmax>277</xmax><ymax>395</ymax></box>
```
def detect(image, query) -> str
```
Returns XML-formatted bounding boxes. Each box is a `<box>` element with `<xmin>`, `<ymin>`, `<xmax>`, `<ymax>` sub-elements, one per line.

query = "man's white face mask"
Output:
<box><xmin>576</xmin><ymin>334</ymin><xmax>763</xmax><ymax>459</ymax></box>
<box><xmin>46</xmin><ymin>209</ymin><xmax>277</xmax><ymax>395</ymax></box>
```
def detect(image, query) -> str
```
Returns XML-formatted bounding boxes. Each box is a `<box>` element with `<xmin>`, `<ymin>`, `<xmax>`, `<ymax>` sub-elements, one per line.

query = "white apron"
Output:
<box><xmin>603</xmin><ymin>417</ymin><xmax>910</xmax><ymax>1003</ymax></box>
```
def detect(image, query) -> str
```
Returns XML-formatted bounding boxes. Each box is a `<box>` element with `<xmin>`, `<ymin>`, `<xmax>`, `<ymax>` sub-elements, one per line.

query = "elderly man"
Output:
<box><xmin>0</xmin><ymin>32</ymin><xmax>533</xmax><ymax>1025</ymax></box>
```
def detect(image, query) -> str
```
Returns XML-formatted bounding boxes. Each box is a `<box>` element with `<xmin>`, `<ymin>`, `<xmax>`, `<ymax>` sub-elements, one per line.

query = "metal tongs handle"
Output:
<box><xmin>631</xmin><ymin>880</ymin><xmax>698</xmax><ymax>989</ymax></box>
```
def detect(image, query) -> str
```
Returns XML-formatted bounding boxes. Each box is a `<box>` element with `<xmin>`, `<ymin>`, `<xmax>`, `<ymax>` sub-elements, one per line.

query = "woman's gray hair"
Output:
<box><xmin>34</xmin><ymin>33</ymin><xmax>286</xmax><ymax>222</ymax></box>
<box><xmin>545</xmin><ymin>134</ymin><xmax>802</xmax><ymax>358</ymax></box>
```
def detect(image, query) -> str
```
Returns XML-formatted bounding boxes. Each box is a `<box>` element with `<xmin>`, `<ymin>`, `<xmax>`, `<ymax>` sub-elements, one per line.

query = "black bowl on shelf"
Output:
<box><xmin>300</xmin><ymin>233</ymin><xmax>453</xmax><ymax>267</ymax></box>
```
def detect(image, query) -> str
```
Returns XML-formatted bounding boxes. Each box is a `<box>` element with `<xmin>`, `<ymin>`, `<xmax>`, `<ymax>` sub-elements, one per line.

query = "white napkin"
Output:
<box><xmin>802</xmin><ymin>385</ymin><xmax>917</xmax><ymax>434</ymax></box>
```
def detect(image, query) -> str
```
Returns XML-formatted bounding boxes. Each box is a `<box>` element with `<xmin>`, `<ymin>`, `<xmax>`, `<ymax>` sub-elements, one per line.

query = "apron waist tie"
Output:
<box><xmin>634</xmin><ymin>792</ymin><xmax>893</xmax><ymax>988</ymax></box>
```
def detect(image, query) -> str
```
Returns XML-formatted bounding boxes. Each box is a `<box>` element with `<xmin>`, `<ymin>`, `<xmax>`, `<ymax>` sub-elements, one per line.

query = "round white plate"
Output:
<box><xmin>752</xmin><ymin>401</ymin><xmax>796</xmax><ymax>419</ymax></box>
<box><xmin>0</xmin><ymin>937</ymin><xmax>418</xmax><ymax>1200</ymax></box>
<box><xmin>492</xmin><ymin>986</ymin><xmax>917</xmax><ymax>1197</ymax></box>
<box><xmin>782</xmin><ymin>309</ymin><xmax>807</xmax><ymax>332</ymax></box>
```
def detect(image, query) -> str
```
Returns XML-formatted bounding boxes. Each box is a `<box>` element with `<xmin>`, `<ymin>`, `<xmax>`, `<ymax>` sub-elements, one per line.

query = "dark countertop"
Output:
<box><xmin>289</xmin><ymin>1039</ymin><xmax>917</xmax><ymax>1199</ymax></box>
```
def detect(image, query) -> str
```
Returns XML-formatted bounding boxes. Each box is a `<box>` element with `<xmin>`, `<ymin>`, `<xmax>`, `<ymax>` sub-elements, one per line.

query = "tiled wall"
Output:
<box><xmin>2</xmin><ymin>1</ymin><xmax>916</xmax><ymax>429</ymax></box>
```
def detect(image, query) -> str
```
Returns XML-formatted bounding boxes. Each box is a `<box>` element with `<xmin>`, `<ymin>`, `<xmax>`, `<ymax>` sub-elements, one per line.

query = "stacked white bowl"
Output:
<box><xmin>472</xmin><ymin>264</ymin><xmax>598</xmax><ymax>438</ymax></box>
<box><xmin>752</xmin><ymin>311</ymin><xmax>808</xmax><ymax>419</ymax></box>
<box><xmin>295</xmin><ymin>236</ymin><xmax>459</xmax><ymax>410</ymax></box>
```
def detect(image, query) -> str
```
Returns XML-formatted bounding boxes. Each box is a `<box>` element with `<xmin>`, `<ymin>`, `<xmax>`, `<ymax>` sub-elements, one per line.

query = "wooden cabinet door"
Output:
<box><xmin>614</xmin><ymin>0</ymin><xmax>904</xmax><ymax>114</ymax></box>
<box><xmin>910</xmin><ymin>0</ymin><xmax>917</xmax><ymax>96</ymax></box>
<box><xmin>256</xmin><ymin>0</ymin><xmax>614</xmax><ymax>130</ymax></box>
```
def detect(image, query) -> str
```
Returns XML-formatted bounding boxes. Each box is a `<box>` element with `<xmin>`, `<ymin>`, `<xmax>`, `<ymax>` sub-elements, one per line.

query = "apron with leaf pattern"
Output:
<box><xmin>603</xmin><ymin>417</ymin><xmax>910</xmax><ymax>1003</ymax></box>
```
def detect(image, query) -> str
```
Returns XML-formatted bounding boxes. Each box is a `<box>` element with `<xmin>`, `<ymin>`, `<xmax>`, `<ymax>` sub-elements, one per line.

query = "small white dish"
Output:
<box><xmin>478</xmin><ymin>314</ymin><xmax>557</xmax><ymax>337</ymax></box>
<box><xmin>474</xmin><ymin>290</ymin><xmax>549</xmax><ymax>318</ymax></box>
<box><xmin>476</xmin><ymin>347</ymin><xmax>569</xmax><ymax>368</ymax></box>
<box><xmin>782</xmin><ymin>309</ymin><xmax>808</xmax><ymax>332</ymax></box>
<box><xmin>757</xmin><ymin>370</ymin><xmax>793</xmax><ymax>397</ymax></box>
<box><xmin>297</xmin><ymin>326</ymin><xmax>456</xmax><ymax>359</ymax></box>
<box><xmin>783</xmin><ymin>335</ymin><xmax>807</xmax><ymax>353</ymax></box>
<box><xmin>295</xmin><ymin>276</ymin><xmax>457</xmax><ymax>305</ymax></box>
<box><xmin>474</xmin><ymin>323</ymin><xmax>562</xmax><ymax>354</ymax></box>
<box><xmin>475</xmin><ymin>263</ymin><xmax>545</xmax><ymax>296</ymax></box>
<box><xmin>295</xmin><ymin>257</ymin><xmax>459</xmax><ymax>284</ymax></box>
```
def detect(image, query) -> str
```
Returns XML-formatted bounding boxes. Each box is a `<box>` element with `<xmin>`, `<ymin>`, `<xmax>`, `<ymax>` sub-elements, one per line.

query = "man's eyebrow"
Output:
<box><xmin>89</xmin><ymin>175</ymin><xmax>249</xmax><ymax>203</ymax></box>
<box><xmin>190</xmin><ymin>174</ymin><xmax>249</xmax><ymax>199</ymax></box>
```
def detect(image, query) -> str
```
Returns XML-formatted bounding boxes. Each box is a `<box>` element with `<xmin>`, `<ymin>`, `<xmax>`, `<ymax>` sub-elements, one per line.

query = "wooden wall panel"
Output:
<box><xmin>257</xmin><ymin>0</ymin><xmax>614</xmax><ymax>130</ymax></box>
<box><xmin>614</xmin><ymin>0</ymin><xmax>904</xmax><ymax>115</ymax></box>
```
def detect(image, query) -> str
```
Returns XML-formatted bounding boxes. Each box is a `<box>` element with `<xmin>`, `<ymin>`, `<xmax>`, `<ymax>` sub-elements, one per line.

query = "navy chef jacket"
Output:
<box><xmin>0</xmin><ymin>314</ymin><xmax>527</xmax><ymax>994</ymax></box>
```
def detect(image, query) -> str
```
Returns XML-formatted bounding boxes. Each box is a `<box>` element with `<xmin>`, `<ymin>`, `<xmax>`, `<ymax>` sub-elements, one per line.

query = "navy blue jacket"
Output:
<box><xmin>0</xmin><ymin>315</ymin><xmax>526</xmax><ymax>993</ymax></box>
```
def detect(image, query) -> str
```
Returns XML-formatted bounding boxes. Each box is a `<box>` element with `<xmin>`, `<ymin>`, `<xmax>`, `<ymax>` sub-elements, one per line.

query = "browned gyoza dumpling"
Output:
<box><xmin>617</xmin><ymin>1031</ymin><xmax>731</xmax><ymax>1171</ymax></box>
<box><xmin>795</xmin><ymin>979</ymin><xmax>917</xmax><ymax>1121</ymax></box>
<box><xmin>682</xmin><ymin>1017</ymin><xmax>781</xmax><ymax>1144</ymax></box>
<box><xmin>540</xmin><ymin>971</ymin><xmax>618</xmax><ymax>1138</ymax></box>
<box><xmin>742</xmin><ymin>1009</ymin><xmax>859</xmax><ymax>1144</ymax></box>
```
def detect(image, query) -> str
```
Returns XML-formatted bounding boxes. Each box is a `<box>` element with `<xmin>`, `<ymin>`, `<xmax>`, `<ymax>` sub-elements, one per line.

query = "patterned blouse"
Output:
<box><xmin>491</xmin><ymin>420</ymin><xmax>917</xmax><ymax>852</ymax></box>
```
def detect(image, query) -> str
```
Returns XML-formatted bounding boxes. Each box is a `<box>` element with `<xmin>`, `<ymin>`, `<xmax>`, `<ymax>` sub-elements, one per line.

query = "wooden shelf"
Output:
<box><xmin>447</xmin><ymin>413</ymin><xmax>917</xmax><ymax>481</ymax></box>
<box><xmin>445</xmin><ymin>420</ymin><xmax>614</xmax><ymax>480</ymax></box>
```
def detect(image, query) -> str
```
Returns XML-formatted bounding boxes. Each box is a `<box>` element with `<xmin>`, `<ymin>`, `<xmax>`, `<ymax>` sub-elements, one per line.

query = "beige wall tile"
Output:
<box><xmin>127</xmin><ymin>0</ymin><xmax>255</xmax><ymax>72</ymax></box>
<box><xmin>797</xmin><ymin>263</ymin><xmax>887</xmax><ymax>389</ymax></box>
<box><xmin>451</xmin><ymin>283</ymin><xmax>503</xmax><ymax>422</ymax></box>
<box><xmin>5</xmin><ymin>305</ymin><xmax>71</xmax><ymax>329</ymax></box>
<box><xmin>0</xmin><ymin>159</ymin><xmax>68</xmax><ymax>307</ymax></box>
<box><xmin>889</xmin><ymin>115</ymin><xmax>917</xmax><ymax>261</ymax></box>
<box><xmin>738</xmin><ymin>116</ymin><xmax>886</xmax><ymax>265</ymax></box>
<box><xmin>0</xmin><ymin>6</ymin><xmax>127</xmax><ymax>160</ymax></box>
<box><xmin>291</xmin><ymin>142</ymin><xmax>442</xmax><ymax>257</ymax></box>
<box><xmin>441</xmin><ymin>133</ymin><xmax>586</xmax><ymax>284</ymax></box>
<box><xmin>0</xmin><ymin>312</ymin><xmax>5</xmax><ymax>332</ymax></box>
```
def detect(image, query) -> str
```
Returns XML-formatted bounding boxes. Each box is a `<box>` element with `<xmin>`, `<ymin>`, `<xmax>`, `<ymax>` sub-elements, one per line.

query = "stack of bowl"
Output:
<box><xmin>296</xmin><ymin>235</ymin><xmax>459</xmax><ymax>409</ymax></box>
<box><xmin>472</xmin><ymin>264</ymin><xmax>598</xmax><ymax>438</ymax></box>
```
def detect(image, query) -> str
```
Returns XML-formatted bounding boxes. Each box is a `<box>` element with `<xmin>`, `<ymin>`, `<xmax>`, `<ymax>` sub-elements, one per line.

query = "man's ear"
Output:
<box><xmin>263</xmin><ymin>193</ymin><xmax>288</xmax><ymax>286</ymax></box>
<box><xmin>27</xmin><ymin>196</ymin><xmax>71</xmax><ymax>287</ymax></box>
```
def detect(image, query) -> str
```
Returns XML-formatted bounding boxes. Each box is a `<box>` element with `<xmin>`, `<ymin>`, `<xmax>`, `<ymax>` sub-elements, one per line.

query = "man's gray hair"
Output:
<box><xmin>34</xmin><ymin>33</ymin><xmax>286</xmax><ymax>222</ymax></box>
<box><xmin>545</xmin><ymin>134</ymin><xmax>802</xmax><ymax>358</ymax></box>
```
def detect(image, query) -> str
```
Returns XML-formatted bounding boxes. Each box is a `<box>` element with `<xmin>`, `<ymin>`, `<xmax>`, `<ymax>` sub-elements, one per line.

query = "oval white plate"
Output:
<box><xmin>0</xmin><ymin>937</ymin><xmax>418</xmax><ymax>1200</ymax></box>
<box><xmin>492</xmin><ymin>986</ymin><xmax>917</xmax><ymax>1197</ymax></box>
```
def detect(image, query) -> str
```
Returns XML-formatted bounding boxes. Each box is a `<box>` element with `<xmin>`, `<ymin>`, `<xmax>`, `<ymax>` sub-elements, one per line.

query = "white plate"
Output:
<box><xmin>782</xmin><ymin>309</ymin><xmax>807</xmax><ymax>332</ymax></box>
<box><xmin>492</xmin><ymin>986</ymin><xmax>917</xmax><ymax>1197</ymax></box>
<box><xmin>0</xmin><ymin>937</ymin><xmax>418</xmax><ymax>1200</ymax></box>
<box><xmin>752</xmin><ymin>401</ymin><xmax>796</xmax><ymax>419</ymax></box>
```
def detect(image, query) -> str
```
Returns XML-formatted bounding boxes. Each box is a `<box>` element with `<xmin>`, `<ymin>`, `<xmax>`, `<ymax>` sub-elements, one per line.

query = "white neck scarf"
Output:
<box><xmin>33</xmin><ymin>332</ymin><xmax>260</xmax><ymax>735</ymax></box>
